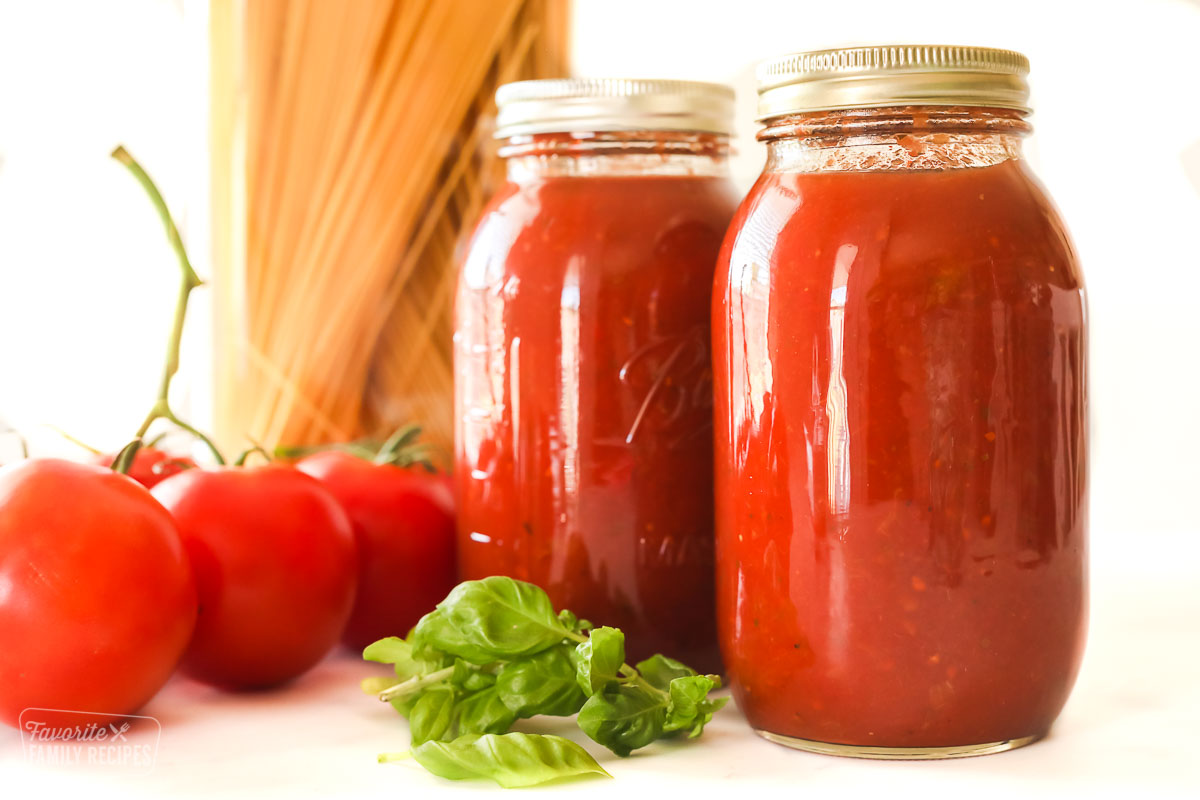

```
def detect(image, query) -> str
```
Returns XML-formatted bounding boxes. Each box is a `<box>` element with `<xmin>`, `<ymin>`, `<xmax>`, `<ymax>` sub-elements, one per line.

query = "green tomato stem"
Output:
<box><xmin>110</xmin><ymin>146</ymin><xmax>225</xmax><ymax>468</ymax></box>
<box><xmin>46</xmin><ymin>425</ymin><xmax>103</xmax><ymax>455</ymax></box>
<box><xmin>373</xmin><ymin>423</ymin><xmax>421</xmax><ymax>464</ymax></box>
<box><xmin>273</xmin><ymin>440</ymin><xmax>380</xmax><ymax>462</ymax></box>
<box><xmin>163</xmin><ymin>409</ymin><xmax>225</xmax><ymax>466</ymax></box>
<box><xmin>233</xmin><ymin>443</ymin><xmax>272</xmax><ymax>467</ymax></box>
<box><xmin>275</xmin><ymin>424</ymin><xmax>441</xmax><ymax>471</ymax></box>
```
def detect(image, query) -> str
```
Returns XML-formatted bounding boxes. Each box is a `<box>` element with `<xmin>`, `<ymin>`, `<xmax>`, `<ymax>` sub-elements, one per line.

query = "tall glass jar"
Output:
<box><xmin>714</xmin><ymin>46</ymin><xmax>1088</xmax><ymax>756</ymax></box>
<box><xmin>456</xmin><ymin>79</ymin><xmax>738</xmax><ymax>671</ymax></box>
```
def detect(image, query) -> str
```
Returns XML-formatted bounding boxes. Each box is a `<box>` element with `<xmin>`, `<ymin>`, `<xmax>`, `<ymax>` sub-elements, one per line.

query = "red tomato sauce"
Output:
<box><xmin>457</xmin><ymin>171</ymin><xmax>737</xmax><ymax>671</ymax></box>
<box><xmin>714</xmin><ymin>157</ymin><xmax>1087</xmax><ymax>746</ymax></box>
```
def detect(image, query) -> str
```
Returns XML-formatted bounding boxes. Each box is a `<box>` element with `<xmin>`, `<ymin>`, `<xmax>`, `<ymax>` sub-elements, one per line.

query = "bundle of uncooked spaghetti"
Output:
<box><xmin>209</xmin><ymin>0</ymin><xmax>568</xmax><ymax>458</ymax></box>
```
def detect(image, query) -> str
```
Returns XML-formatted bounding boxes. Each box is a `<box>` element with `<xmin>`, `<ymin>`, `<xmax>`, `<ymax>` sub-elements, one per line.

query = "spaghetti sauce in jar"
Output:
<box><xmin>456</xmin><ymin>80</ymin><xmax>738</xmax><ymax>671</ymax></box>
<box><xmin>714</xmin><ymin>47</ymin><xmax>1087</xmax><ymax>756</ymax></box>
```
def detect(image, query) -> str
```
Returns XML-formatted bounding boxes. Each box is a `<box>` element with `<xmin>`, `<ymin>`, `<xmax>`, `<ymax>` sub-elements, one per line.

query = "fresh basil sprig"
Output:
<box><xmin>364</xmin><ymin>576</ymin><xmax>727</xmax><ymax>787</ymax></box>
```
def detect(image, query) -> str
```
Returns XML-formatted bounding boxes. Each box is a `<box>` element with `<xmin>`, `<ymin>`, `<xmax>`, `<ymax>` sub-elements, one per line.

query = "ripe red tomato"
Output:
<box><xmin>296</xmin><ymin>451</ymin><xmax>456</xmax><ymax>651</ymax></box>
<box><xmin>0</xmin><ymin>459</ymin><xmax>197</xmax><ymax>728</ymax></box>
<box><xmin>89</xmin><ymin>447</ymin><xmax>196</xmax><ymax>489</ymax></box>
<box><xmin>151</xmin><ymin>465</ymin><xmax>357</xmax><ymax>689</ymax></box>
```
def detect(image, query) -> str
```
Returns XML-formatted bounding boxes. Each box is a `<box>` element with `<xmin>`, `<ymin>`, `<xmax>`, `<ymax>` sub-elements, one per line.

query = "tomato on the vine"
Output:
<box><xmin>297</xmin><ymin>451</ymin><xmax>456</xmax><ymax>651</ymax></box>
<box><xmin>151</xmin><ymin>464</ymin><xmax>357</xmax><ymax>689</ymax></box>
<box><xmin>89</xmin><ymin>447</ymin><xmax>196</xmax><ymax>489</ymax></box>
<box><xmin>0</xmin><ymin>459</ymin><xmax>197</xmax><ymax>728</ymax></box>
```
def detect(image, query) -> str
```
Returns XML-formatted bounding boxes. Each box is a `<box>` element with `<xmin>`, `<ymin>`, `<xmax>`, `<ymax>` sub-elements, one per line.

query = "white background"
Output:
<box><xmin>0</xmin><ymin>0</ymin><xmax>211</xmax><ymax>459</ymax></box>
<box><xmin>2</xmin><ymin>0</ymin><xmax>1198</xmax><ymax>551</ymax></box>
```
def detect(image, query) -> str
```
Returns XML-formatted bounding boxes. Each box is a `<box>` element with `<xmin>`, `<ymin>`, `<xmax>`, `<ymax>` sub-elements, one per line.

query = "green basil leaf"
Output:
<box><xmin>663</xmin><ymin>675</ymin><xmax>727</xmax><ymax>737</ymax></box>
<box><xmin>455</xmin><ymin>686</ymin><xmax>518</xmax><ymax>736</ymax></box>
<box><xmin>557</xmin><ymin>608</ymin><xmax>592</xmax><ymax>633</ymax></box>
<box><xmin>697</xmin><ymin>695</ymin><xmax>729</xmax><ymax>736</ymax></box>
<box><xmin>635</xmin><ymin>654</ymin><xmax>697</xmax><ymax>691</ymax></box>
<box><xmin>409</xmin><ymin>687</ymin><xmax>457</xmax><ymax>745</ymax></box>
<box><xmin>389</xmin><ymin>695</ymin><xmax>418</xmax><ymax>717</ymax></box>
<box><xmin>363</xmin><ymin>635</ymin><xmax>439</xmax><ymax>680</ymax></box>
<box><xmin>415</xmin><ymin>578</ymin><xmax>568</xmax><ymax>663</ymax></box>
<box><xmin>497</xmin><ymin>645</ymin><xmax>586</xmax><ymax>718</ymax></box>
<box><xmin>363</xmin><ymin>636</ymin><xmax>409</xmax><ymax>664</ymax></box>
<box><xmin>461</xmin><ymin>669</ymin><xmax>497</xmax><ymax>692</ymax></box>
<box><xmin>411</xmin><ymin>733</ymin><xmax>611</xmax><ymax>788</ymax></box>
<box><xmin>450</xmin><ymin>658</ymin><xmax>477</xmax><ymax>686</ymax></box>
<box><xmin>577</xmin><ymin>684</ymin><xmax>668</xmax><ymax>757</ymax></box>
<box><xmin>574</xmin><ymin>626</ymin><xmax>625</xmax><ymax>696</ymax></box>
<box><xmin>410</xmin><ymin>607</ymin><xmax>489</xmax><ymax>663</ymax></box>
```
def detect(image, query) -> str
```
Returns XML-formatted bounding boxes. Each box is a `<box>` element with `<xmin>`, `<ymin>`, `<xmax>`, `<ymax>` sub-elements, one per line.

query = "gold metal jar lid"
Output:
<box><xmin>756</xmin><ymin>45</ymin><xmax>1030</xmax><ymax>121</ymax></box>
<box><xmin>494</xmin><ymin>78</ymin><xmax>736</xmax><ymax>139</ymax></box>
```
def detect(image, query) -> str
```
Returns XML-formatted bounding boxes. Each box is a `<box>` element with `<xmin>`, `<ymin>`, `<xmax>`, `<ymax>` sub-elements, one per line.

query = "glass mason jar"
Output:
<box><xmin>456</xmin><ymin>79</ymin><xmax>739</xmax><ymax>671</ymax></box>
<box><xmin>713</xmin><ymin>46</ymin><xmax>1088</xmax><ymax>757</ymax></box>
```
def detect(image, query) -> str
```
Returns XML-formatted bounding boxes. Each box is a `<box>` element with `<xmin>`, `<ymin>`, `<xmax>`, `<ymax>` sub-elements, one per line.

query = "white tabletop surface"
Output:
<box><xmin>3</xmin><ymin>535</ymin><xmax>1198</xmax><ymax>799</ymax></box>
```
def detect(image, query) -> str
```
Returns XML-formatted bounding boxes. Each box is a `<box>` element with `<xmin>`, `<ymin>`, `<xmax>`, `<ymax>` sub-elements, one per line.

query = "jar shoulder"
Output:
<box><xmin>719</xmin><ymin>159</ymin><xmax>1084</xmax><ymax>296</ymax></box>
<box><xmin>461</xmin><ymin>175</ymin><xmax>740</xmax><ymax>294</ymax></box>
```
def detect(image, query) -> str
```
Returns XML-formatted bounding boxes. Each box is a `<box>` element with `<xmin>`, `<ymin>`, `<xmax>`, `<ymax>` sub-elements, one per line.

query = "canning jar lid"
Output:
<box><xmin>494</xmin><ymin>78</ymin><xmax>736</xmax><ymax>139</ymax></box>
<box><xmin>756</xmin><ymin>44</ymin><xmax>1031</xmax><ymax>121</ymax></box>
